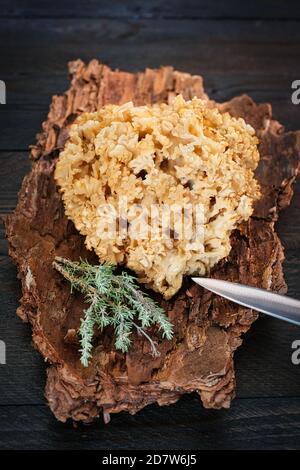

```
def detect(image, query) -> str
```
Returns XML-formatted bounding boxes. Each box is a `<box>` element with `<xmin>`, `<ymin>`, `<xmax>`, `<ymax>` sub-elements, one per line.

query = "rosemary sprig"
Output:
<box><xmin>53</xmin><ymin>256</ymin><xmax>173</xmax><ymax>367</ymax></box>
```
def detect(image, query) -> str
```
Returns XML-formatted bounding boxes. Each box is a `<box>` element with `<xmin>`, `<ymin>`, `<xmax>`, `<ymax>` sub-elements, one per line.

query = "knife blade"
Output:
<box><xmin>192</xmin><ymin>277</ymin><xmax>300</xmax><ymax>326</ymax></box>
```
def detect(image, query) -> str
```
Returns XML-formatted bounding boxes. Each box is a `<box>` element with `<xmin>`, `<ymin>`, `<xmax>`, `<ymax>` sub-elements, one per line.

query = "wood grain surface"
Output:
<box><xmin>0</xmin><ymin>0</ymin><xmax>300</xmax><ymax>450</ymax></box>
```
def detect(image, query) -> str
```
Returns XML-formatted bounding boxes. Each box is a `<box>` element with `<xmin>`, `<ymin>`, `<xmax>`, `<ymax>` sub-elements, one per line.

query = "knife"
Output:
<box><xmin>192</xmin><ymin>277</ymin><xmax>300</xmax><ymax>326</ymax></box>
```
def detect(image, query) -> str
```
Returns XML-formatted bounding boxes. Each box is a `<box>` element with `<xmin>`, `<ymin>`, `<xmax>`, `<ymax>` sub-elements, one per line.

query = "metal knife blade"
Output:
<box><xmin>192</xmin><ymin>277</ymin><xmax>300</xmax><ymax>326</ymax></box>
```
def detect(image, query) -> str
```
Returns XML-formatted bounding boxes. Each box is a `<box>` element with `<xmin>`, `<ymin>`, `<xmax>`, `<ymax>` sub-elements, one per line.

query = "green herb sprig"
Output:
<box><xmin>53</xmin><ymin>257</ymin><xmax>173</xmax><ymax>367</ymax></box>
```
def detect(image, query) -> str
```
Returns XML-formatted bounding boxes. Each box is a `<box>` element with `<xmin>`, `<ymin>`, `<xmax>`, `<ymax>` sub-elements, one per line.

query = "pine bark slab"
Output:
<box><xmin>5</xmin><ymin>59</ymin><xmax>300</xmax><ymax>422</ymax></box>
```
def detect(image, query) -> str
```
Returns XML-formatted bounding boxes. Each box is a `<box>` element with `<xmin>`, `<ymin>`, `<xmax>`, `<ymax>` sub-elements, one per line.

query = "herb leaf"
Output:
<box><xmin>53</xmin><ymin>257</ymin><xmax>173</xmax><ymax>367</ymax></box>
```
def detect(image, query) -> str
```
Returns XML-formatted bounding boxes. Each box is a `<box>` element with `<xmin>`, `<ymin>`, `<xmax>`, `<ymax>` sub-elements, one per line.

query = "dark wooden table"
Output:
<box><xmin>1</xmin><ymin>0</ymin><xmax>300</xmax><ymax>450</ymax></box>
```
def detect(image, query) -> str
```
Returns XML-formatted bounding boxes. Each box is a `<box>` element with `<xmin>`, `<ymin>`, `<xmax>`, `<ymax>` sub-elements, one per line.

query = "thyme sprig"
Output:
<box><xmin>53</xmin><ymin>257</ymin><xmax>173</xmax><ymax>367</ymax></box>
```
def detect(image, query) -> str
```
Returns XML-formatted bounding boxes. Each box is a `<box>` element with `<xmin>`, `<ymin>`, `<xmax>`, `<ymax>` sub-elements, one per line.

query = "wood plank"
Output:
<box><xmin>0</xmin><ymin>152</ymin><xmax>31</xmax><ymax>214</ymax></box>
<box><xmin>277</xmin><ymin>181</ymin><xmax>300</xmax><ymax>296</ymax></box>
<box><xmin>0</xmin><ymin>107</ymin><xmax>46</xmax><ymax>151</ymax></box>
<box><xmin>2</xmin><ymin>19</ymin><xmax>300</xmax><ymax>76</ymax></box>
<box><xmin>0</xmin><ymin>255</ymin><xmax>47</xmax><ymax>406</ymax></box>
<box><xmin>1</xmin><ymin>0</ymin><xmax>300</xmax><ymax>20</ymax></box>
<box><xmin>1</xmin><ymin>18</ymin><xmax>300</xmax><ymax>150</ymax></box>
<box><xmin>0</xmin><ymin>398</ymin><xmax>299</xmax><ymax>449</ymax></box>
